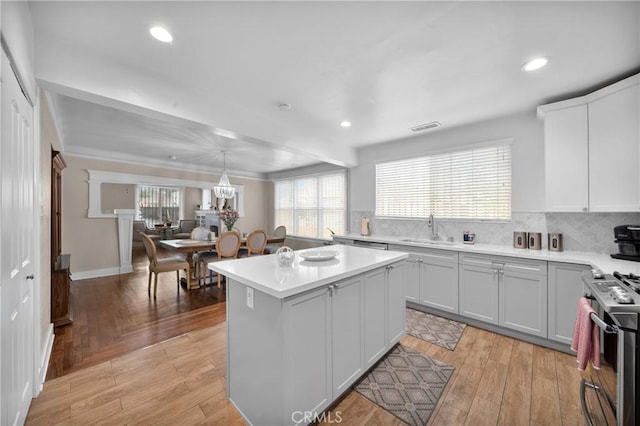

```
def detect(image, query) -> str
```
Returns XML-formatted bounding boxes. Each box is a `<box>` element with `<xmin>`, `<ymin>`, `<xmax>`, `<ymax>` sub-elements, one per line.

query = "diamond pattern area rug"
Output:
<box><xmin>355</xmin><ymin>344</ymin><xmax>455</xmax><ymax>426</ymax></box>
<box><xmin>406</xmin><ymin>308</ymin><xmax>466</xmax><ymax>350</ymax></box>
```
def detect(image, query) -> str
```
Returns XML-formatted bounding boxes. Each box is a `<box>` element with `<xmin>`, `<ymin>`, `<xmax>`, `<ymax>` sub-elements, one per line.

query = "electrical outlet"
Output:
<box><xmin>246</xmin><ymin>287</ymin><xmax>254</xmax><ymax>309</ymax></box>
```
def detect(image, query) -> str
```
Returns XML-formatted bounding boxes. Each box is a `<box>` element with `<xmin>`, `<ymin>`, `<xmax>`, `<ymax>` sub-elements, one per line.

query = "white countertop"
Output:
<box><xmin>333</xmin><ymin>233</ymin><xmax>640</xmax><ymax>275</ymax></box>
<box><xmin>208</xmin><ymin>244</ymin><xmax>409</xmax><ymax>299</ymax></box>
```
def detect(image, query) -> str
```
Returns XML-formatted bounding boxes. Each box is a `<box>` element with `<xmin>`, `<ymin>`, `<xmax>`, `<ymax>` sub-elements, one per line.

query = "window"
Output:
<box><xmin>136</xmin><ymin>185</ymin><xmax>183</xmax><ymax>227</ymax></box>
<box><xmin>274</xmin><ymin>172</ymin><xmax>346</xmax><ymax>239</ymax></box>
<box><xmin>376</xmin><ymin>143</ymin><xmax>511</xmax><ymax>221</ymax></box>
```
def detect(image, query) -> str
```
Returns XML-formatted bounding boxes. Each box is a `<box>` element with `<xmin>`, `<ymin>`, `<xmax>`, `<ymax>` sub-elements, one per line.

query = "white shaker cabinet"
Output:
<box><xmin>329</xmin><ymin>277</ymin><xmax>364</xmax><ymax>398</ymax></box>
<box><xmin>458</xmin><ymin>254</ymin><xmax>500</xmax><ymax>324</ymax></box>
<box><xmin>538</xmin><ymin>73</ymin><xmax>639</xmax><ymax>212</ymax></box>
<box><xmin>540</xmin><ymin>103</ymin><xmax>589</xmax><ymax>212</ymax></box>
<box><xmin>588</xmin><ymin>77</ymin><xmax>640</xmax><ymax>211</ymax></box>
<box><xmin>283</xmin><ymin>286</ymin><xmax>333</xmax><ymax>420</ymax></box>
<box><xmin>547</xmin><ymin>262</ymin><xmax>591</xmax><ymax>344</ymax></box>
<box><xmin>499</xmin><ymin>258</ymin><xmax>548</xmax><ymax>337</ymax></box>
<box><xmin>389</xmin><ymin>245</ymin><xmax>458</xmax><ymax>313</ymax></box>
<box><xmin>387</xmin><ymin>262</ymin><xmax>407</xmax><ymax>344</ymax></box>
<box><xmin>459</xmin><ymin>254</ymin><xmax>548</xmax><ymax>338</ymax></box>
<box><xmin>404</xmin><ymin>256</ymin><xmax>421</xmax><ymax>303</ymax></box>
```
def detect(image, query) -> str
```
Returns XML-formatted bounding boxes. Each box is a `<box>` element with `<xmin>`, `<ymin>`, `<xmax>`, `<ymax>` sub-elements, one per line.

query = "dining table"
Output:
<box><xmin>158</xmin><ymin>236</ymin><xmax>286</xmax><ymax>289</ymax></box>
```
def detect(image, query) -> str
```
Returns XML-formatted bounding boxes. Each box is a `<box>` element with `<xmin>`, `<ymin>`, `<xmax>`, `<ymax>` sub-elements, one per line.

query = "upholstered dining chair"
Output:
<box><xmin>141</xmin><ymin>233</ymin><xmax>190</xmax><ymax>298</ymax></box>
<box><xmin>239</xmin><ymin>229</ymin><xmax>267</xmax><ymax>257</ymax></box>
<box><xmin>191</xmin><ymin>227</ymin><xmax>217</xmax><ymax>286</ymax></box>
<box><xmin>265</xmin><ymin>225</ymin><xmax>287</xmax><ymax>254</ymax></box>
<box><xmin>213</xmin><ymin>231</ymin><xmax>242</xmax><ymax>288</ymax></box>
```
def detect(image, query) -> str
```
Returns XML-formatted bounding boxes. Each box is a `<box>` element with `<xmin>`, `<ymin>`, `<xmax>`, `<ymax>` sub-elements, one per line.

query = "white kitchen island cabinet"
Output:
<box><xmin>210</xmin><ymin>245</ymin><xmax>407</xmax><ymax>426</ymax></box>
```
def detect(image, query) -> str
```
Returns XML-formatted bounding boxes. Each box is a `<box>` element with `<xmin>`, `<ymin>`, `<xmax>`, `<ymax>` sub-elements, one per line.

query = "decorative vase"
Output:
<box><xmin>226</xmin><ymin>224</ymin><xmax>234</xmax><ymax>232</ymax></box>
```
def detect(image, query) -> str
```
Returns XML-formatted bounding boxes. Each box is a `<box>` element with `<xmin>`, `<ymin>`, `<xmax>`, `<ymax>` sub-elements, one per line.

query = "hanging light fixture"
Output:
<box><xmin>214</xmin><ymin>151</ymin><xmax>236</xmax><ymax>199</ymax></box>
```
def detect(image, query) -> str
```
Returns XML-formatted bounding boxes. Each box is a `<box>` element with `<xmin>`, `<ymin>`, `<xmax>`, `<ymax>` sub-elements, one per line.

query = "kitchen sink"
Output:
<box><xmin>398</xmin><ymin>238</ymin><xmax>455</xmax><ymax>246</ymax></box>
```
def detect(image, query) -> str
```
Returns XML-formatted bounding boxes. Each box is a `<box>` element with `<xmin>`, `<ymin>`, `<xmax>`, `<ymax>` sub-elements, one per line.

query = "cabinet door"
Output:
<box><xmin>548</xmin><ymin>262</ymin><xmax>591</xmax><ymax>344</ymax></box>
<box><xmin>331</xmin><ymin>277</ymin><xmax>363</xmax><ymax>398</ymax></box>
<box><xmin>589</xmin><ymin>80</ymin><xmax>640</xmax><ymax>211</ymax></box>
<box><xmin>420</xmin><ymin>255</ymin><xmax>459</xmax><ymax>313</ymax></box>
<box><xmin>405</xmin><ymin>257</ymin><xmax>421</xmax><ymax>302</ymax></box>
<box><xmin>387</xmin><ymin>262</ymin><xmax>406</xmax><ymax>345</ymax></box>
<box><xmin>364</xmin><ymin>268</ymin><xmax>388</xmax><ymax>368</ymax></box>
<box><xmin>543</xmin><ymin>104</ymin><xmax>589</xmax><ymax>212</ymax></box>
<box><xmin>458</xmin><ymin>264</ymin><xmax>499</xmax><ymax>324</ymax></box>
<box><xmin>283</xmin><ymin>287</ymin><xmax>332</xmax><ymax>419</ymax></box>
<box><xmin>499</xmin><ymin>269</ymin><xmax>548</xmax><ymax>337</ymax></box>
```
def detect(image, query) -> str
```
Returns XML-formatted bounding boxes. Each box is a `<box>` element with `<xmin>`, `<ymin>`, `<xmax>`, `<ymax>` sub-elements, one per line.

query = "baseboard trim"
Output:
<box><xmin>37</xmin><ymin>323</ymin><xmax>55</xmax><ymax>394</ymax></box>
<box><xmin>72</xmin><ymin>267</ymin><xmax>122</xmax><ymax>280</ymax></box>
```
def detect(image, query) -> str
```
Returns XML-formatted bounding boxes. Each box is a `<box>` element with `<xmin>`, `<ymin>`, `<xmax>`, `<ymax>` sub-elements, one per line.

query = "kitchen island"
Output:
<box><xmin>209</xmin><ymin>245</ymin><xmax>408</xmax><ymax>425</ymax></box>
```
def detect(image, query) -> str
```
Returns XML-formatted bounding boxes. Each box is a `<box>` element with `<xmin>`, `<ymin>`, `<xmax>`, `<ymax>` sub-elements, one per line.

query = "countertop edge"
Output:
<box><xmin>209</xmin><ymin>251</ymin><xmax>409</xmax><ymax>299</ymax></box>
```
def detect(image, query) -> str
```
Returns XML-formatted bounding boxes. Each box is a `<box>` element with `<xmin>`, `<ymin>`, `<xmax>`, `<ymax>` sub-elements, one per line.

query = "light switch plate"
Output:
<box><xmin>246</xmin><ymin>287</ymin><xmax>254</xmax><ymax>309</ymax></box>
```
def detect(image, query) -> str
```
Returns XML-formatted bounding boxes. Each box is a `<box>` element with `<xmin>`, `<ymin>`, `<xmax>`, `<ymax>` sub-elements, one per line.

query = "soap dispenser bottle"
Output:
<box><xmin>361</xmin><ymin>217</ymin><xmax>370</xmax><ymax>236</ymax></box>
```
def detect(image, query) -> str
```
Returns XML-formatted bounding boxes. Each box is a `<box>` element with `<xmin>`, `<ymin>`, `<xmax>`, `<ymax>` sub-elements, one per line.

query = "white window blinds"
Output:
<box><xmin>376</xmin><ymin>144</ymin><xmax>511</xmax><ymax>220</ymax></box>
<box><xmin>275</xmin><ymin>172</ymin><xmax>346</xmax><ymax>239</ymax></box>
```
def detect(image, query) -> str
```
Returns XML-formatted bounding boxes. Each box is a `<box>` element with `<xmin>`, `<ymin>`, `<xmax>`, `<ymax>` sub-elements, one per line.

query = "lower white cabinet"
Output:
<box><xmin>390</xmin><ymin>245</ymin><xmax>458</xmax><ymax>313</ymax></box>
<box><xmin>547</xmin><ymin>262</ymin><xmax>591</xmax><ymax>344</ymax></box>
<box><xmin>459</xmin><ymin>254</ymin><xmax>548</xmax><ymax>337</ymax></box>
<box><xmin>227</xmin><ymin>260</ymin><xmax>406</xmax><ymax>425</ymax></box>
<box><xmin>283</xmin><ymin>285</ymin><xmax>333</xmax><ymax>419</ymax></box>
<box><xmin>458</xmin><ymin>257</ymin><xmax>499</xmax><ymax>323</ymax></box>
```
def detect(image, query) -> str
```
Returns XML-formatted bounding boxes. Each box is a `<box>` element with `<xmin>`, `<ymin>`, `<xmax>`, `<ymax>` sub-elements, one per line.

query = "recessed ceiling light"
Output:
<box><xmin>150</xmin><ymin>26</ymin><xmax>173</xmax><ymax>43</ymax></box>
<box><xmin>169</xmin><ymin>155</ymin><xmax>177</xmax><ymax>161</ymax></box>
<box><xmin>522</xmin><ymin>56</ymin><xmax>549</xmax><ymax>72</ymax></box>
<box><xmin>340</xmin><ymin>121</ymin><xmax>352</xmax><ymax>128</ymax></box>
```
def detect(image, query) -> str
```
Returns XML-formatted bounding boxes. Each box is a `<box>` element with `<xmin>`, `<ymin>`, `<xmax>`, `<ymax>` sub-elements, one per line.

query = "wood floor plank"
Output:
<box><xmin>464</xmin><ymin>396</ymin><xmax>500</xmax><ymax>426</ymax></box>
<box><xmin>474</xmin><ymin>358</ymin><xmax>508</xmax><ymax>404</ymax></box>
<box><xmin>497</xmin><ymin>340</ymin><xmax>533</xmax><ymax>426</ymax></box>
<box><xmin>428</xmin><ymin>401</ymin><xmax>468</xmax><ymax>425</ymax></box>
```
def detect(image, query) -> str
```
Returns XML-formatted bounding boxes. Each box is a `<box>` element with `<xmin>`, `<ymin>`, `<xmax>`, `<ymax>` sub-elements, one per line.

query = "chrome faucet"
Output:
<box><xmin>428</xmin><ymin>214</ymin><xmax>440</xmax><ymax>240</ymax></box>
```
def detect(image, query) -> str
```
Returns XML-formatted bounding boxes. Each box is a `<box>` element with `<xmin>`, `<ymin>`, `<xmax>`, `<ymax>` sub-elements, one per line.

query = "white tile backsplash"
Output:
<box><xmin>351</xmin><ymin>211</ymin><xmax>640</xmax><ymax>254</ymax></box>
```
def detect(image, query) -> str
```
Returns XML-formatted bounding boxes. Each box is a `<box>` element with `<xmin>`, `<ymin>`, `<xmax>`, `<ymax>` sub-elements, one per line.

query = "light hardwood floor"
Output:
<box><xmin>28</xmin><ymin>320</ymin><xmax>612</xmax><ymax>425</ymax></box>
<box><xmin>29</xmin><ymin>248</ymin><xmax>613</xmax><ymax>425</ymax></box>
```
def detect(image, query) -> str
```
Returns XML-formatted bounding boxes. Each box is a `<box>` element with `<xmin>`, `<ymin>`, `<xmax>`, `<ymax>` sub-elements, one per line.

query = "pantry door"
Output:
<box><xmin>1</xmin><ymin>48</ymin><xmax>36</xmax><ymax>426</ymax></box>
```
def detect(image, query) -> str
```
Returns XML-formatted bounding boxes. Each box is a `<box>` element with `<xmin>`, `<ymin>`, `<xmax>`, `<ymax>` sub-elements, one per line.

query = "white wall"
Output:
<box><xmin>1</xmin><ymin>1</ymin><xmax>36</xmax><ymax>100</ymax></box>
<box><xmin>352</xmin><ymin>110</ymin><xmax>545</xmax><ymax>213</ymax></box>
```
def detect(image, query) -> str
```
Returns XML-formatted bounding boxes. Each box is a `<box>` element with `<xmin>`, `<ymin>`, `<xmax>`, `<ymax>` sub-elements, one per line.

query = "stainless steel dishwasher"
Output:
<box><xmin>352</xmin><ymin>240</ymin><xmax>388</xmax><ymax>250</ymax></box>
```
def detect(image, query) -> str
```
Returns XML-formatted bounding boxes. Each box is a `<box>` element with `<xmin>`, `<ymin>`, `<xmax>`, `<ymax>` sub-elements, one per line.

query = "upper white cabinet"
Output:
<box><xmin>588</xmin><ymin>79</ymin><xmax>640</xmax><ymax>211</ymax></box>
<box><xmin>540</xmin><ymin>103</ymin><xmax>589</xmax><ymax>211</ymax></box>
<box><xmin>538</xmin><ymin>73</ymin><xmax>639</xmax><ymax>212</ymax></box>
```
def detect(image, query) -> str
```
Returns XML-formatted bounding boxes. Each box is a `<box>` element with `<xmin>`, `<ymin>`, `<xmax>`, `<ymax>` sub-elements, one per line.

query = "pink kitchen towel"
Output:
<box><xmin>570</xmin><ymin>297</ymin><xmax>601</xmax><ymax>371</ymax></box>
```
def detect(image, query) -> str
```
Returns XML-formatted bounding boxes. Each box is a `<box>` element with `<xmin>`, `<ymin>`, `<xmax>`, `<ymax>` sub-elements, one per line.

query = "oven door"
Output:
<box><xmin>580</xmin><ymin>304</ymin><xmax>617</xmax><ymax>426</ymax></box>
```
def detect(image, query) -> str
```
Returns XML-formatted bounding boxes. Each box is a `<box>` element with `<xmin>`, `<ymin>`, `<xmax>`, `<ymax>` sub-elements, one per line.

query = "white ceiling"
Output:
<box><xmin>29</xmin><ymin>1</ymin><xmax>640</xmax><ymax>178</ymax></box>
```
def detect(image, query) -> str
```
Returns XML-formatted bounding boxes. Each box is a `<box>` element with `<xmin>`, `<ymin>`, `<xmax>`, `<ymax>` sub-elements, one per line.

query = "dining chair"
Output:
<box><xmin>239</xmin><ymin>229</ymin><xmax>267</xmax><ymax>257</ymax></box>
<box><xmin>191</xmin><ymin>227</ymin><xmax>217</xmax><ymax>286</ymax></box>
<box><xmin>265</xmin><ymin>225</ymin><xmax>287</xmax><ymax>254</ymax></box>
<box><xmin>213</xmin><ymin>231</ymin><xmax>242</xmax><ymax>288</ymax></box>
<box><xmin>141</xmin><ymin>233</ymin><xmax>190</xmax><ymax>298</ymax></box>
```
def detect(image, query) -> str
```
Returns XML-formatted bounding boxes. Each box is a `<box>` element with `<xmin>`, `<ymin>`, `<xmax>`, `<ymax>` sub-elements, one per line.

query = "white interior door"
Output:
<box><xmin>1</xmin><ymin>49</ymin><xmax>35</xmax><ymax>426</ymax></box>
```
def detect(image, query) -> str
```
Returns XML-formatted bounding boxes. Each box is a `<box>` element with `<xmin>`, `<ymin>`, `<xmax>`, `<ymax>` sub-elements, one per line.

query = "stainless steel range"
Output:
<box><xmin>582</xmin><ymin>270</ymin><xmax>639</xmax><ymax>426</ymax></box>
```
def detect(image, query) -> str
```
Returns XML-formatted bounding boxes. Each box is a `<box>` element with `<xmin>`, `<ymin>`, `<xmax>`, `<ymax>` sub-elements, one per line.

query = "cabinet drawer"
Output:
<box><xmin>459</xmin><ymin>253</ymin><xmax>546</xmax><ymax>276</ymax></box>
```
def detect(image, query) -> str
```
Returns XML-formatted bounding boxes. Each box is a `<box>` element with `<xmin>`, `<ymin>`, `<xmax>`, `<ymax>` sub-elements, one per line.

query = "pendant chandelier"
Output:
<box><xmin>214</xmin><ymin>151</ymin><xmax>236</xmax><ymax>199</ymax></box>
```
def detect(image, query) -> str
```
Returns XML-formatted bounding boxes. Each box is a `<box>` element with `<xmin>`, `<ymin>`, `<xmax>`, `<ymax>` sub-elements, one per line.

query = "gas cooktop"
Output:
<box><xmin>582</xmin><ymin>270</ymin><xmax>640</xmax><ymax>314</ymax></box>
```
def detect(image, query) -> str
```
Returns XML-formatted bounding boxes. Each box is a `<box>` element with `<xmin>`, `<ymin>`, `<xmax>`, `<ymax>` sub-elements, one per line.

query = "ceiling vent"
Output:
<box><xmin>410</xmin><ymin>121</ymin><xmax>441</xmax><ymax>132</ymax></box>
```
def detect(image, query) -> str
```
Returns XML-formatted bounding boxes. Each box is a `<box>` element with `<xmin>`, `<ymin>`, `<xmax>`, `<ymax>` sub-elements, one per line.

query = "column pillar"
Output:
<box><xmin>115</xmin><ymin>209</ymin><xmax>135</xmax><ymax>274</ymax></box>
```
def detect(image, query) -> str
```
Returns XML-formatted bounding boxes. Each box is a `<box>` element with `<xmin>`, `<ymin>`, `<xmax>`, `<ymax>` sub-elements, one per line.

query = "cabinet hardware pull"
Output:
<box><xmin>26</xmin><ymin>274</ymin><xmax>34</xmax><ymax>280</ymax></box>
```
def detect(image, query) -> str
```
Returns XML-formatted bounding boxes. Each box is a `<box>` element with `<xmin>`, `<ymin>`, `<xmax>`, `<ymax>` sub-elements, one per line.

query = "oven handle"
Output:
<box><xmin>589</xmin><ymin>312</ymin><xmax>618</xmax><ymax>334</ymax></box>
